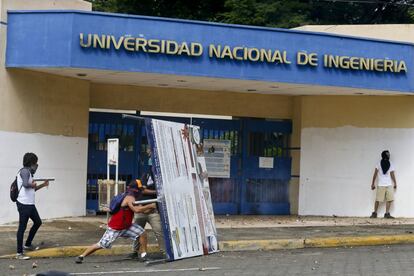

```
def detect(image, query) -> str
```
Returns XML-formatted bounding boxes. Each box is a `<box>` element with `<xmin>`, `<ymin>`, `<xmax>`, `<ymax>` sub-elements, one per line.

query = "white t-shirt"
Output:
<box><xmin>17</xmin><ymin>168</ymin><xmax>35</xmax><ymax>205</ymax></box>
<box><xmin>376</xmin><ymin>162</ymin><xmax>395</xmax><ymax>187</ymax></box>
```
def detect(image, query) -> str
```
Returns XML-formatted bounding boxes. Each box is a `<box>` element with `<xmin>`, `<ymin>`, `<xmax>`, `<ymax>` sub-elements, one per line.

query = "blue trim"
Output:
<box><xmin>6</xmin><ymin>11</ymin><xmax>413</xmax><ymax>93</ymax></box>
<box><xmin>7</xmin><ymin>10</ymin><xmax>414</xmax><ymax>46</ymax></box>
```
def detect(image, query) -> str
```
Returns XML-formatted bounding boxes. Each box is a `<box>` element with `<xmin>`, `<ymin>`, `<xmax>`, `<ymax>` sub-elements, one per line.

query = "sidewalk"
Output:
<box><xmin>1</xmin><ymin>215</ymin><xmax>414</xmax><ymax>258</ymax></box>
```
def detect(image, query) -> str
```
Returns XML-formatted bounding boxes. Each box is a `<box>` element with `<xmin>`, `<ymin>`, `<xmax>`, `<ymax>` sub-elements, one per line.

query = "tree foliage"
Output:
<box><xmin>86</xmin><ymin>0</ymin><xmax>414</xmax><ymax>28</ymax></box>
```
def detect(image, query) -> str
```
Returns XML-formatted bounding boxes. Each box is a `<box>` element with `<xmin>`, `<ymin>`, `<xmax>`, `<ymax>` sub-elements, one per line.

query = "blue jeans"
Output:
<box><xmin>16</xmin><ymin>202</ymin><xmax>42</xmax><ymax>254</ymax></box>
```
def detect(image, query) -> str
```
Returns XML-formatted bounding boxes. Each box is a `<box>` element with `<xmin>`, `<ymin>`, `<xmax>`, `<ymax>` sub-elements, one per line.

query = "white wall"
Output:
<box><xmin>299</xmin><ymin>126</ymin><xmax>414</xmax><ymax>217</ymax></box>
<box><xmin>0</xmin><ymin>131</ymin><xmax>87</xmax><ymax>224</ymax></box>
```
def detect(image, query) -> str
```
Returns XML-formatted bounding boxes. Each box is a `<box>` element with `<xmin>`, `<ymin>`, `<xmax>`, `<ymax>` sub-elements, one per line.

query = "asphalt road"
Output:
<box><xmin>2</xmin><ymin>244</ymin><xmax>414</xmax><ymax>276</ymax></box>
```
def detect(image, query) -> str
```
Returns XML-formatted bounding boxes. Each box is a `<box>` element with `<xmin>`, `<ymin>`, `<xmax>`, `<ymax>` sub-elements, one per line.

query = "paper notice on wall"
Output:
<box><xmin>145</xmin><ymin>119</ymin><xmax>219</xmax><ymax>261</ymax></box>
<box><xmin>259</xmin><ymin>157</ymin><xmax>274</xmax><ymax>168</ymax></box>
<box><xmin>107</xmin><ymin>138</ymin><xmax>119</xmax><ymax>165</ymax></box>
<box><xmin>203</xmin><ymin>139</ymin><xmax>231</xmax><ymax>178</ymax></box>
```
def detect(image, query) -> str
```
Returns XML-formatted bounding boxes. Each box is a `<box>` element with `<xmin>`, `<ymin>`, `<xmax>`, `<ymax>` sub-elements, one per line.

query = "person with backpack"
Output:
<box><xmin>15</xmin><ymin>152</ymin><xmax>49</xmax><ymax>260</ymax></box>
<box><xmin>75</xmin><ymin>180</ymin><xmax>156</xmax><ymax>264</ymax></box>
<box><xmin>370</xmin><ymin>150</ymin><xmax>397</xmax><ymax>219</ymax></box>
<box><xmin>128</xmin><ymin>151</ymin><xmax>165</xmax><ymax>260</ymax></box>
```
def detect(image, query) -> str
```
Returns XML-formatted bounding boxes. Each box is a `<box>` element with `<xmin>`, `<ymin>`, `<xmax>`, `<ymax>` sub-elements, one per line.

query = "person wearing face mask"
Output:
<box><xmin>15</xmin><ymin>152</ymin><xmax>49</xmax><ymax>260</ymax></box>
<box><xmin>370</xmin><ymin>150</ymin><xmax>397</xmax><ymax>219</ymax></box>
<box><xmin>128</xmin><ymin>148</ymin><xmax>166</xmax><ymax>260</ymax></box>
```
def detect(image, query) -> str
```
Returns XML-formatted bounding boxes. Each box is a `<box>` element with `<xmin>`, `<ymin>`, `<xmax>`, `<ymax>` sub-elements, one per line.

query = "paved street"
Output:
<box><xmin>2</xmin><ymin>244</ymin><xmax>414</xmax><ymax>276</ymax></box>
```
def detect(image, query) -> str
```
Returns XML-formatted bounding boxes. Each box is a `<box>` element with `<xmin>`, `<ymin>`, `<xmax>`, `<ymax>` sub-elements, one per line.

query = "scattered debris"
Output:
<box><xmin>199</xmin><ymin>267</ymin><xmax>206</xmax><ymax>271</ymax></box>
<box><xmin>68</xmin><ymin>227</ymin><xmax>72</xmax><ymax>230</ymax></box>
<box><xmin>9</xmin><ymin>265</ymin><xmax>15</xmax><ymax>270</ymax></box>
<box><xmin>32</xmin><ymin>262</ymin><xmax>38</xmax><ymax>268</ymax></box>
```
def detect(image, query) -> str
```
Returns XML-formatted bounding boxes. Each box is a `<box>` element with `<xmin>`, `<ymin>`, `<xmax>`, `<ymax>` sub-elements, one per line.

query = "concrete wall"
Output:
<box><xmin>298</xmin><ymin>96</ymin><xmax>414</xmax><ymax>217</ymax></box>
<box><xmin>90</xmin><ymin>83</ymin><xmax>294</xmax><ymax>119</ymax></box>
<box><xmin>0</xmin><ymin>0</ymin><xmax>91</xmax><ymax>224</ymax></box>
<box><xmin>1</xmin><ymin>0</ymin><xmax>91</xmax><ymax>20</ymax></box>
<box><xmin>295</xmin><ymin>24</ymin><xmax>414</xmax><ymax>43</ymax></box>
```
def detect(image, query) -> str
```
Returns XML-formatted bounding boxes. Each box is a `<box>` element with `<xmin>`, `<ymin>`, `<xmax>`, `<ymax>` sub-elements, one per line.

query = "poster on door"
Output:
<box><xmin>145</xmin><ymin>118</ymin><xmax>219</xmax><ymax>261</ymax></box>
<box><xmin>203</xmin><ymin>139</ymin><xmax>231</xmax><ymax>178</ymax></box>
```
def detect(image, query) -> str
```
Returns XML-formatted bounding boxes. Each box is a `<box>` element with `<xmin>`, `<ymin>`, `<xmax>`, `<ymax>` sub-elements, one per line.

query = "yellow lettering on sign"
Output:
<box><xmin>339</xmin><ymin>56</ymin><xmax>350</xmax><ymax>69</ymax></box>
<box><xmin>248</xmin><ymin>48</ymin><xmax>260</xmax><ymax>62</ymax></box>
<box><xmin>232</xmin><ymin>47</ymin><xmax>244</xmax><ymax>61</ymax></box>
<box><xmin>79</xmin><ymin>33</ymin><xmax>92</xmax><ymax>48</ymax></box>
<box><xmin>79</xmin><ymin>33</ymin><xmax>408</xmax><ymax>74</ymax></box>
<box><xmin>178</xmin><ymin>42</ymin><xmax>191</xmax><ymax>56</ymax></box>
<box><xmin>123</xmin><ymin>37</ymin><xmax>135</xmax><ymax>51</ymax></box>
<box><xmin>297</xmin><ymin>52</ymin><xmax>317</xmax><ymax>66</ymax></box>
<box><xmin>349</xmin><ymin>57</ymin><xmax>359</xmax><ymax>70</ymax></box>
<box><xmin>374</xmin><ymin>59</ymin><xmax>383</xmax><ymax>71</ymax></box>
<box><xmin>147</xmin><ymin>39</ymin><xmax>161</xmax><ymax>53</ymax></box>
<box><xmin>135</xmin><ymin>38</ymin><xmax>147</xmax><ymax>52</ymax></box>
<box><xmin>360</xmin><ymin>58</ymin><xmax>372</xmax><ymax>71</ymax></box>
<box><xmin>297</xmin><ymin>52</ymin><xmax>308</xmax><ymax>65</ymax></box>
<box><xmin>221</xmin><ymin>46</ymin><xmax>233</xmax><ymax>59</ymax></box>
<box><xmin>209</xmin><ymin>44</ymin><xmax>221</xmax><ymax>58</ymax></box>
<box><xmin>308</xmin><ymin>53</ymin><xmax>318</xmax><ymax>66</ymax></box>
<box><xmin>383</xmin><ymin>59</ymin><xmax>393</xmax><ymax>72</ymax></box>
<box><xmin>93</xmin><ymin>34</ymin><xmax>106</xmax><ymax>49</ymax></box>
<box><xmin>260</xmin><ymin>49</ymin><xmax>272</xmax><ymax>62</ymax></box>
<box><xmin>166</xmin><ymin>40</ymin><xmax>179</xmax><ymax>54</ymax></box>
<box><xmin>272</xmin><ymin>51</ymin><xmax>283</xmax><ymax>63</ymax></box>
<box><xmin>191</xmin><ymin>43</ymin><xmax>203</xmax><ymax>56</ymax></box>
<box><xmin>111</xmin><ymin>35</ymin><xmax>124</xmax><ymax>50</ymax></box>
<box><xmin>397</xmin><ymin>61</ymin><xmax>408</xmax><ymax>73</ymax></box>
<box><xmin>283</xmin><ymin>51</ymin><xmax>291</xmax><ymax>64</ymax></box>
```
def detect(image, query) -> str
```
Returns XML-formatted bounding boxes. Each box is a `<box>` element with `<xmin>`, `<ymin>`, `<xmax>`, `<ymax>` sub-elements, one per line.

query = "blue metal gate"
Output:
<box><xmin>241</xmin><ymin>119</ymin><xmax>291</xmax><ymax>215</ymax></box>
<box><xmin>86</xmin><ymin>112</ymin><xmax>291</xmax><ymax>215</ymax></box>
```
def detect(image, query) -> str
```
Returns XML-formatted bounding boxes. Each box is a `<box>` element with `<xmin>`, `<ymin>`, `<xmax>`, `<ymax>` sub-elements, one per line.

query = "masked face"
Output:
<box><xmin>30</xmin><ymin>164</ymin><xmax>38</xmax><ymax>174</ymax></box>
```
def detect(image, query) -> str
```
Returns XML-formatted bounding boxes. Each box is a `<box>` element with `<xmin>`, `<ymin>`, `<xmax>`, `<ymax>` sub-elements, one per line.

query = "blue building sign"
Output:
<box><xmin>6</xmin><ymin>10</ymin><xmax>414</xmax><ymax>92</ymax></box>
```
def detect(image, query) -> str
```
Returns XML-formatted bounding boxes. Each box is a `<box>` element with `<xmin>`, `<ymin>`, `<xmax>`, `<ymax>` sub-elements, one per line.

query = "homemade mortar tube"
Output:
<box><xmin>33</xmin><ymin>178</ymin><xmax>55</xmax><ymax>182</ymax></box>
<box><xmin>133</xmin><ymin>198</ymin><xmax>160</xmax><ymax>205</ymax></box>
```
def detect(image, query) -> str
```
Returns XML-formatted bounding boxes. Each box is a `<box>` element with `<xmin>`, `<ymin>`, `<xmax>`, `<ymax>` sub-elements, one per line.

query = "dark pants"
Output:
<box><xmin>16</xmin><ymin>202</ymin><xmax>42</xmax><ymax>254</ymax></box>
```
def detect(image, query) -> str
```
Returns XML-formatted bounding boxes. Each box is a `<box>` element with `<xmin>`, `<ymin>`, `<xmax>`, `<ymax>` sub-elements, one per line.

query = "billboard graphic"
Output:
<box><xmin>145</xmin><ymin>119</ymin><xmax>218</xmax><ymax>261</ymax></box>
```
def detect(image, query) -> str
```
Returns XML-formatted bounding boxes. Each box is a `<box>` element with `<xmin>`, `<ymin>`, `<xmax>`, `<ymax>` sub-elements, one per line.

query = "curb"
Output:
<box><xmin>304</xmin><ymin>234</ymin><xmax>414</xmax><ymax>248</ymax></box>
<box><xmin>2</xmin><ymin>234</ymin><xmax>414</xmax><ymax>259</ymax></box>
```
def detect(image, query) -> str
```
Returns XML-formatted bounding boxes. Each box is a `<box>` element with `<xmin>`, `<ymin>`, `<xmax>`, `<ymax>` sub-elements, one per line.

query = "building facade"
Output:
<box><xmin>1</xmin><ymin>0</ymin><xmax>414</xmax><ymax>224</ymax></box>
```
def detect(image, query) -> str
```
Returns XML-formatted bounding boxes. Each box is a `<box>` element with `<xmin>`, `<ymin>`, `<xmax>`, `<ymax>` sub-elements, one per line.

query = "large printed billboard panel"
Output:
<box><xmin>145</xmin><ymin>119</ymin><xmax>218</xmax><ymax>261</ymax></box>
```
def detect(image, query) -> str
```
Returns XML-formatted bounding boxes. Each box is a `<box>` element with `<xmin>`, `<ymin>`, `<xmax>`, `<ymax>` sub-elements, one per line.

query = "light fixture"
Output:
<box><xmin>76</xmin><ymin>73</ymin><xmax>87</xmax><ymax>77</ymax></box>
<box><xmin>247</xmin><ymin>89</ymin><xmax>257</xmax><ymax>92</ymax></box>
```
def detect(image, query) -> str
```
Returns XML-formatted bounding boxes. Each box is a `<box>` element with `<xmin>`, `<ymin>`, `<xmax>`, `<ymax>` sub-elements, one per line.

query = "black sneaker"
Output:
<box><xmin>127</xmin><ymin>252</ymin><xmax>139</xmax><ymax>259</ymax></box>
<box><xmin>75</xmin><ymin>256</ymin><xmax>84</xmax><ymax>264</ymax></box>
<box><xmin>384</xmin><ymin>213</ymin><xmax>395</xmax><ymax>219</ymax></box>
<box><xmin>24</xmin><ymin>244</ymin><xmax>40</xmax><ymax>251</ymax></box>
<box><xmin>370</xmin><ymin>212</ymin><xmax>377</xmax><ymax>218</ymax></box>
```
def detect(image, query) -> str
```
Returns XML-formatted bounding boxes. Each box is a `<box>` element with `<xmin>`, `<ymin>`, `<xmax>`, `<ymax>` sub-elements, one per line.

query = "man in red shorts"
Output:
<box><xmin>75</xmin><ymin>180</ymin><xmax>156</xmax><ymax>263</ymax></box>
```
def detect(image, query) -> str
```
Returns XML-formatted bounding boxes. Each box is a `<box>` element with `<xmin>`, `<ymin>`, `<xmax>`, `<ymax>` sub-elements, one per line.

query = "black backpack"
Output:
<box><xmin>10</xmin><ymin>169</ymin><xmax>23</xmax><ymax>202</ymax></box>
